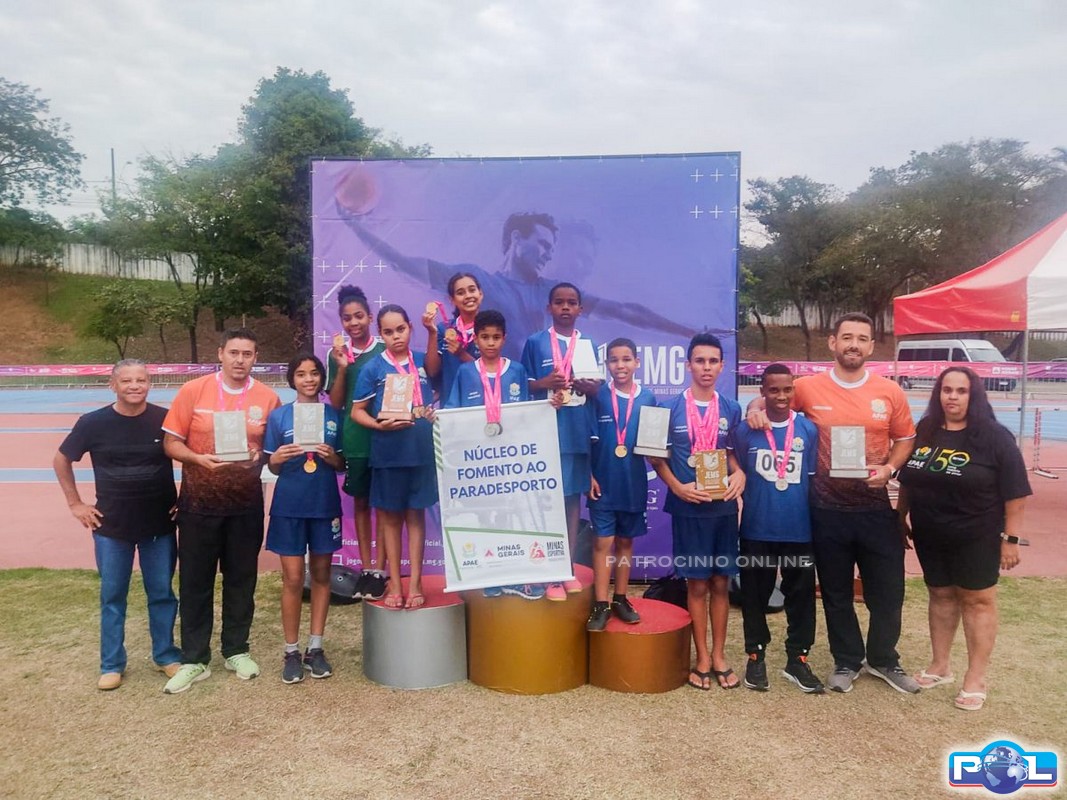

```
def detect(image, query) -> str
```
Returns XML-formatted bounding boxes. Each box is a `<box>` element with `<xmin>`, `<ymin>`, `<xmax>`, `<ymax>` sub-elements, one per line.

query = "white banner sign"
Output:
<box><xmin>434</xmin><ymin>400</ymin><xmax>574</xmax><ymax>592</ymax></box>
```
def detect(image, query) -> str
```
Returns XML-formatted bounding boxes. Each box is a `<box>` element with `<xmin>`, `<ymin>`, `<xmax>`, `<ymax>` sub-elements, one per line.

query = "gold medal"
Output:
<box><xmin>559</xmin><ymin>388</ymin><xmax>572</xmax><ymax>405</ymax></box>
<box><xmin>332</xmin><ymin>332</ymin><xmax>346</xmax><ymax>350</ymax></box>
<box><xmin>412</xmin><ymin>405</ymin><xmax>425</xmax><ymax>419</ymax></box>
<box><xmin>304</xmin><ymin>455</ymin><xmax>317</xmax><ymax>474</ymax></box>
<box><xmin>425</xmin><ymin>301</ymin><xmax>438</xmax><ymax>315</ymax></box>
<box><xmin>775</xmin><ymin>477</ymin><xmax>788</xmax><ymax>491</ymax></box>
<box><xmin>444</xmin><ymin>328</ymin><xmax>458</xmax><ymax>344</ymax></box>
<box><xmin>614</xmin><ymin>444</ymin><xmax>628</xmax><ymax>458</ymax></box>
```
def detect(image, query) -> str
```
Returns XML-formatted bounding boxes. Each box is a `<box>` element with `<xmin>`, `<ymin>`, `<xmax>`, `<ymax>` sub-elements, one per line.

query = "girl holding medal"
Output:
<box><xmin>652</xmin><ymin>333</ymin><xmax>745</xmax><ymax>690</ymax></box>
<box><xmin>586</xmin><ymin>338</ymin><xmax>659</xmax><ymax>631</ymax></box>
<box><xmin>423</xmin><ymin>272</ymin><xmax>484</xmax><ymax>403</ymax></box>
<box><xmin>352</xmin><ymin>305</ymin><xmax>438</xmax><ymax>610</ymax></box>
<box><xmin>733</xmin><ymin>364</ymin><xmax>823</xmax><ymax>693</ymax></box>
<box><xmin>265</xmin><ymin>354</ymin><xmax>345</xmax><ymax>683</ymax></box>
<box><xmin>326</xmin><ymin>285</ymin><xmax>388</xmax><ymax>600</ymax></box>
<box><xmin>521</xmin><ymin>283</ymin><xmax>603</xmax><ymax>601</ymax></box>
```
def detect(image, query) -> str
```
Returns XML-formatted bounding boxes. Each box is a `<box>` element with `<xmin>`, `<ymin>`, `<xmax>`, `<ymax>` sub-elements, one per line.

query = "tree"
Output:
<box><xmin>0</xmin><ymin>78</ymin><xmax>84</xmax><ymax>206</ymax></box>
<box><xmin>0</xmin><ymin>207</ymin><xmax>65</xmax><ymax>301</ymax></box>
<box><xmin>233</xmin><ymin>68</ymin><xmax>430</xmax><ymax>327</ymax></box>
<box><xmin>83</xmin><ymin>281</ymin><xmax>152</xmax><ymax>359</ymax></box>
<box><xmin>746</xmin><ymin>176</ymin><xmax>844</xmax><ymax>358</ymax></box>
<box><xmin>738</xmin><ymin>245</ymin><xmax>788</xmax><ymax>354</ymax></box>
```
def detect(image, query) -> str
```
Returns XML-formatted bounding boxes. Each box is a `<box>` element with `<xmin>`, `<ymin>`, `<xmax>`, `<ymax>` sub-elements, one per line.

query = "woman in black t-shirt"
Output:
<box><xmin>897</xmin><ymin>367</ymin><xmax>1031</xmax><ymax>712</ymax></box>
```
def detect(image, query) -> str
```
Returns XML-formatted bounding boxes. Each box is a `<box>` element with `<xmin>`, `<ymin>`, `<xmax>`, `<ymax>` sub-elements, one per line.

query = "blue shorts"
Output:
<box><xmin>671</xmin><ymin>514</ymin><xmax>739</xmax><ymax>578</ymax></box>
<box><xmin>589</xmin><ymin>505</ymin><xmax>647</xmax><ymax>539</ymax></box>
<box><xmin>561</xmin><ymin>453</ymin><xmax>591</xmax><ymax>497</ymax></box>
<box><xmin>370</xmin><ymin>464</ymin><xmax>439</xmax><ymax>512</ymax></box>
<box><xmin>266</xmin><ymin>516</ymin><xmax>342</xmax><ymax>556</ymax></box>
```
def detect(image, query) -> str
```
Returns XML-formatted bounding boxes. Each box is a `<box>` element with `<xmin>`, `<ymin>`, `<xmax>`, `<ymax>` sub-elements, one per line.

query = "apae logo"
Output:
<box><xmin>949</xmin><ymin>739</ymin><xmax>1057</xmax><ymax>794</ymax></box>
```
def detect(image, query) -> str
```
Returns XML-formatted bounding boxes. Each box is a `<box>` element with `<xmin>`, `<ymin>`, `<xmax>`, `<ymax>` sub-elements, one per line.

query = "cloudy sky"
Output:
<box><xmin>2</xmin><ymin>0</ymin><xmax>1064</xmax><ymax>226</ymax></box>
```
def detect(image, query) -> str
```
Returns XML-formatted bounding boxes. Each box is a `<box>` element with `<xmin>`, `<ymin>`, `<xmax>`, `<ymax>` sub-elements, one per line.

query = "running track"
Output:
<box><xmin>2</xmin><ymin>388</ymin><xmax>1064</xmax><ymax>575</ymax></box>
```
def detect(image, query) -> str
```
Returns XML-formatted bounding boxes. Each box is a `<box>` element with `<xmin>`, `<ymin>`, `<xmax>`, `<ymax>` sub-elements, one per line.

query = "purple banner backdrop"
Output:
<box><xmin>310</xmin><ymin>154</ymin><xmax>741</xmax><ymax>579</ymax></box>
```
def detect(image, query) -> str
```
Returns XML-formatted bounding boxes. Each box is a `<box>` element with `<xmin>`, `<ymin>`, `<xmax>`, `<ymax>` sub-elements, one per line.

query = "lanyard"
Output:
<box><xmin>610</xmin><ymin>384</ymin><xmax>637</xmax><ymax>450</ymax></box>
<box><xmin>216</xmin><ymin>373</ymin><xmax>250</xmax><ymax>411</ymax></box>
<box><xmin>453</xmin><ymin>316</ymin><xmax>475</xmax><ymax>347</ymax></box>
<box><xmin>684</xmin><ymin>389</ymin><xmax>720</xmax><ymax>452</ymax></box>
<box><xmin>382</xmin><ymin>350</ymin><xmax>424</xmax><ymax>407</ymax></box>
<box><xmin>476</xmin><ymin>358</ymin><xmax>506</xmax><ymax>424</ymax></box>
<box><xmin>345</xmin><ymin>335</ymin><xmax>378</xmax><ymax>364</ymax></box>
<box><xmin>548</xmin><ymin>328</ymin><xmax>578</xmax><ymax>381</ymax></box>
<box><xmin>764</xmin><ymin>412</ymin><xmax>795</xmax><ymax>480</ymax></box>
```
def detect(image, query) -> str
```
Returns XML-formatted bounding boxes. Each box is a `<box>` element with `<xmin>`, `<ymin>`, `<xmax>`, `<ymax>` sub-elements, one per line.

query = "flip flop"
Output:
<box><xmin>713</xmin><ymin>667</ymin><xmax>741</xmax><ymax>689</ymax></box>
<box><xmin>687</xmin><ymin>669</ymin><xmax>712</xmax><ymax>691</ymax></box>
<box><xmin>954</xmin><ymin>689</ymin><xmax>986</xmax><ymax>711</ymax></box>
<box><xmin>383</xmin><ymin>593</ymin><xmax>404</xmax><ymax>609</ymax></box>
<box><xmin>915</xmin><ymin>670</ymin><xmax>955</xmax><ymax>688</ymax></box>
<box><xmin>405</xmin><ymin>593</ymin><xmax>426</xmax><ymax>610</ymax></box>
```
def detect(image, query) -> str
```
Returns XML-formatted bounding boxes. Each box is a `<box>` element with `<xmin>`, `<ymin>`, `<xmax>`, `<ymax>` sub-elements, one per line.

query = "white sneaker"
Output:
<box><xmin>224</xmin><ymin>653</ymin><xmax>261</xmax><ymax>680</ymax></box>
<box><xmin>163</xmin><ymin>663</ymin><xmax>211</xmax><ymax>694</ymax></box>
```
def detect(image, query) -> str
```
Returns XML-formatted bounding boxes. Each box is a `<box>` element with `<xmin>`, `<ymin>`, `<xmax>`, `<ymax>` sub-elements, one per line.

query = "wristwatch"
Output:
<box><xmin>1000</xmin><ymin>532</ymin><xmax>1020</xmax><ymax>544</ymax></box>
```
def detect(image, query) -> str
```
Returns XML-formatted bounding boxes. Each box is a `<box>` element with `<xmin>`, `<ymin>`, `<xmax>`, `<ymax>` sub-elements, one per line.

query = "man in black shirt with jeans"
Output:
<box><xmin>54</xmin><ymin>360</ymin><xmax>181</xmax><ymax>691</ymax></box>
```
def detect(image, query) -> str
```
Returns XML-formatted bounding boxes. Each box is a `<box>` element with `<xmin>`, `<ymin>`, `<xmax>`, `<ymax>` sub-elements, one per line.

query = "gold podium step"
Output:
<box><xmin>464</xmin><ymin>564</ymin><xmax>593</xmax><ymax>695</ymax></box>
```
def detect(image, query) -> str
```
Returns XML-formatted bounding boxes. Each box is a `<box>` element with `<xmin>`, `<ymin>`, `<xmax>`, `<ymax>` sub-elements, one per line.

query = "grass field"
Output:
<box><xmin>1</xmin><ymin>569</ymin><xmax>1062</xmax><ymax>800</ymax></box>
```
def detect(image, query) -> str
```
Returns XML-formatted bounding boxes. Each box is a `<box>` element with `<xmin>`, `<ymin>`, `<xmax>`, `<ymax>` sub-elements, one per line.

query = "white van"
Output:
<box><xmin>895</xmin><ymin>338</ymin><xmax>1017</xmax><ymax>391</ymax></box>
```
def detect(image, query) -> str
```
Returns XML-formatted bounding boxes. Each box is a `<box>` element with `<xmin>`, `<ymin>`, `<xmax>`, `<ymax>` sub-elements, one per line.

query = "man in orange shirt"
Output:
<box><xmin>161</xmin><ymin>329</ymin><xmax>281</xmax><ymax>694</ymax></box>
<box><xmin>748</xmin><ymin>313</ymin><xmax>918</xmax><ymax>695</ymax></box>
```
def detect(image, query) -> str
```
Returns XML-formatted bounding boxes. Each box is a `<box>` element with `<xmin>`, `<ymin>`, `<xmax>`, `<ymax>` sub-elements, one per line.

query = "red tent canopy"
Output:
<box><xmin>894</xmin><ymin>212</ymin><xmax>1067</xmax><ymax>336</ymax></box>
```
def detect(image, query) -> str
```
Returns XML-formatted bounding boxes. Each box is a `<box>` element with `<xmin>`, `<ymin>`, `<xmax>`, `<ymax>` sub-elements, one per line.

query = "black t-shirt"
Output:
<box><xmin>897</xmin><ymin>422</ymin><xmax>1032</xmax><ymax>539</ymax></box>
<box><xmin>59</xmin><ymin>403</ymin><xmax>178</xmax><ymax>542</ymax></box>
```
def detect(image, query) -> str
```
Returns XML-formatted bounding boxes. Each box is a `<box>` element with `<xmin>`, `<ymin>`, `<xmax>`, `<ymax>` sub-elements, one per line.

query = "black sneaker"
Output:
<box><xmin>303</xmin><ymin>648</ymin><xmax>333</xmax><ymax>679</ymax></box>
<box><xmin>363</xmin><ymin>572</ymin><xmax>387</xmax><ymax>601</ymax></box>
<box><xmin>782</xmin><ymin>656</ymin><xmax>825</xmax><ymax>694</ymax></box>
<box><xmin>611</xmin><ymin>596</ymin><xmax>640</xmax><ymax>624</ymax></box>
<box><xmin>586</xmin><ymin>603</ymin><xmax>610</xmax><ymax>632</ymax></box>
<box><xmin>744</xmin><ymin>656</ymin><xmax>769</xmax><ymax>691</ymax></box>
<box><xmin>281</xmin><ymin>651</ymin><xmax>304</xmax><ymax>684</ymax></box>
<box><xmin>351</xmin><ymin>571</ymin><xmax>370</xmax><ymax>600</ymax></box>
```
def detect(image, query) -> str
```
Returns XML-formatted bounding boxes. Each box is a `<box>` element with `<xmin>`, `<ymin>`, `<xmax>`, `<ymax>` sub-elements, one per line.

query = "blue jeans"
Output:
<box><xmin>93</xmin><ymin>533</ymin><xmax>181</xmax><ymax>674</ymax></box>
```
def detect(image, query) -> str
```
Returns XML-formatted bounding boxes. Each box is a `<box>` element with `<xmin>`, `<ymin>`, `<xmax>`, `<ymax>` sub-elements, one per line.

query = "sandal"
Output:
<box><xmin>915</xmin><ymin>670</ymin><xmax>955</xmax><ymax>689</ymax></box>
<box><xmin>713</xmin><ymin>667</ymin><xmax>741</xmax><ymax>689</ymax></box>
<box><xmin>954</xmin><ymin>689</ymin><xmax>986</xmax><ymax>711</ymax></box>
<box><xmin>405</xmin><ymin>593</ymin><xmax>426</xmax><ymax>610</ymax></box>
<box><xmin>383</xmin><ymin>593</ymin><xmax>404</xmax><ymax>609</ymax></box>
<box><xmin>687</xmin><ymin>669</ymin><xmax>712</xmax><ymax>691</ymax></box>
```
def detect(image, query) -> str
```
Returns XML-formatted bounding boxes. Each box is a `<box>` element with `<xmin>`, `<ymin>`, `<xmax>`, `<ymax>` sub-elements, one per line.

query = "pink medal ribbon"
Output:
<box><xmin>610</xmin><ymin>384</ymin><xmax>637</xmax><ymax>457</ymax></box>
<box><xmin>216</xmin><ymin>373</ymin><xmax>250</xmax><ymax>411</ymax></box>
<box><xmin>764</xmin><ymin>412</ymin><xmax>795</xmax><ymax>490</ymax></box>
<box><xmin>684</xmin><ymin>389</ymin><xmax>720</xmax><ymax>453</ymax></box>
<box><xmin>453</xmin><ymin>316</ymin><xmax>475</xmax><ymax>347</ymax></box>
<box><xmin>477</xmin><ymin>358</ymin><xmax>504</xmax><ymax>428</ymax></box>
<box><xmin>382</xmin><ymin>349</ymin><xmax>424</xmax><ymax>407</ymax></box>
<box><xmin>345</xmin><ymin>335</ymin><xmax>377</xmax><ymax>364</ymax></box>
<box><xmin>548</xmin><ymin>327</ymin><xmax>578</xmax><ymax>384</ymax></box>
<box><xmin>430</xmin><ymin>302</ymin><xmax>450</xmax><ymax>325</ymax></box>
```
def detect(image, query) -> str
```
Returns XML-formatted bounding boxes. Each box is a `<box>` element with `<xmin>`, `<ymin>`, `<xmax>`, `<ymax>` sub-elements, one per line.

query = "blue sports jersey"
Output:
<box><xmin>736</xmin><ymin>413</ymin><xmax>818</xmax><ymax>542</ymax></box>
<box><xmin>264</xmin><ymin>402</ymin><xmax>343</xmax><ymax>518</ymax></box>
<box><xmin>444</xmin><ymin>358</ymin><xmax>529</xmax><ymax>409</ymax></box>
<box><xmin>663</xmin><ymin>390</ymin><xmax>741</xmax><ymax>518</ymax></box>
<box><xmin>435</xmin><ymin>319</ymin><xmax>480</xmax><ymax>404</ymax></box>
<box><xmin>353</xmin><ymin>351</ymin><xmax>435</xmax><ymax>468</ymax></box>
<box><xmin>589</xmin><ymin>383</ymin><xmax>658</xmax><ymax>512</ymax></box>
<box><xmin>521</xmin><ymin>328</ymin><xmax>598</xmax><ymax>455</ymax></box>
